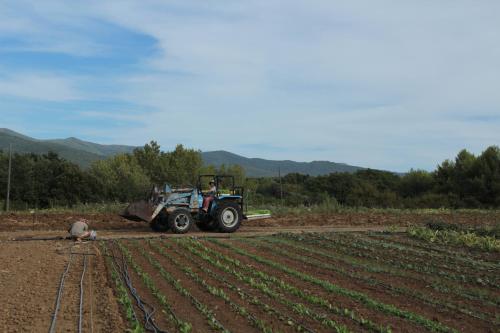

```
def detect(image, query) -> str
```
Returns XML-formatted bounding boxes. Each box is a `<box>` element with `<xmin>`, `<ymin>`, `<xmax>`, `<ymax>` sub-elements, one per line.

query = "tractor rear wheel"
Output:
<box><xmin>168</xmin><ymin>208</ymin><xmax>193</xmax><ymax>234</ymax></box>
<box><xmin>216</xmin><ymin>202</ymin><xmax>242</xmax><ymax>233</ymax></box>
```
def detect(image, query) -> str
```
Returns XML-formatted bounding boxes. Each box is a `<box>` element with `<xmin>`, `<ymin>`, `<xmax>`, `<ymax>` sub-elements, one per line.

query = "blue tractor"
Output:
<box><xmin>122</xmin><ymin>175</ymin><xmax>245</xmax><ymax>233</ymax></box>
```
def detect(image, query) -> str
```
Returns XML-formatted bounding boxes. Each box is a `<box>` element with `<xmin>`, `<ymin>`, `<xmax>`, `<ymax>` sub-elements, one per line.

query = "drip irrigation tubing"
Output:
<box><xmin>107</xmin><ymin>247</ymin><xmax>141</xmax><ymax>326</ymax></box>
<box><xmin>78</xmin><ymin>248</ymin><xmax>88</xmax><ymax>333</ymax></box>
<box><xmin>110</xmin><ymin>241</ymin><xmax>168</xmax><ymax>333</ymax></box>
<box><xmin>89</xmin><ymin>246</ymin><xmax>94</xmax><ymax>333</ymax></box>
<box><xmin>48</xmin><ymin>247</ymin><xmax>74</xmax><ymax>333</ymax></box>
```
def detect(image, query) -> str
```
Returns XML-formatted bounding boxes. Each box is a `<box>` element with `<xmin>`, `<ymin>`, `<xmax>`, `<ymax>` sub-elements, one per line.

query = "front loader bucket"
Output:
<box><xmin>121</xmin><ymin>200</ymin><xmax>155</xmax><ymax>223</ymax></box>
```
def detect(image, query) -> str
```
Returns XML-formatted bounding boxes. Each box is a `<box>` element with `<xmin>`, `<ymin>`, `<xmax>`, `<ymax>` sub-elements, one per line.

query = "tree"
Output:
<box><xmin>163</xmin><ymin>144</ymin><xmax>203</xmax><ymax>186</ymax></box>
<box><xmin>89</xmin><ymin>154</ymin><xmax>150</xmax><ymax>202</ymax></box>
<box><xmin>475</xmin><ymin>146</ymin><xmax>500</xmax><ymax>207</ymax></box>
<box><xmin>399</xmin><ymin>169</ymin><xmax>435</xmax><ymax>198</ymax></box>
<box><xmin>133</xmin><ymin>141</ymin><xmax>165</xmax><ymax>184</ymax></box>
<box><xmin>133</xmin><ymin>142</ymin><xmax>203</xmax><ymax>186</ymax></box>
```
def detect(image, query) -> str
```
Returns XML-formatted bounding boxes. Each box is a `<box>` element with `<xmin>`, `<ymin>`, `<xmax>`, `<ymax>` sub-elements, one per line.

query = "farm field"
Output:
<box><xmin>0</xmin><ymin>213</ymin><xmax>498</xmax><ymax>333</ymax></box>
<box><xmin>98</xmin><ymin>233</ymin><xmax>499</xmax><ymax>333</ymax></box>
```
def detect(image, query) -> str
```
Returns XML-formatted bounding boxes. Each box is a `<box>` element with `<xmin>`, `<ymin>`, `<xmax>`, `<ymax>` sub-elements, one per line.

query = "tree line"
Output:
<box><xmin>0</xmin><ymin>142</ymin><xmax>243</xmax><ymax>209</ymax></box>
<box><xmin>0</xmin><ymin>143</ymin><xmax>498</xmax><ymax>210</ymax></box>
<box><xmin>251</xmin><ymin>146</ymin><xmax>500</xmax><ymax>209</ymax></box>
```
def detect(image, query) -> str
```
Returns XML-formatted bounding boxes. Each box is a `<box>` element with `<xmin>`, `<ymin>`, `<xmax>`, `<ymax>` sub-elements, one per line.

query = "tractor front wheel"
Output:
<box><xmin>168</xmin><ymin>208</ymin><xmax>193</xmax><ymax>234</ymax></box>
<box><xmin>216</xmin><ymin>202</ymin><xmax>242</xmax><ymax>233</ymax></box>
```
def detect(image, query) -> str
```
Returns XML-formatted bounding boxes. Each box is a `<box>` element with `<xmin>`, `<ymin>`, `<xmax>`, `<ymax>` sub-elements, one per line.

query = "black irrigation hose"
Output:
<box><xmin>103</xmin><ymin>251</ymin><xmax>181</xmax><ymax>325</ymax></box>
<box><xmin>14</xmin><ymin>236</ymin><xmax>69</xmax><ymax>241</ymax></box>
<box><xmin>110</xmin><ymin>241</ymin><xmax>168</xmax><ymax>333</ymax></box>
<box><xmin>107</xmin><ymin>249</ymin><xmax>141</xmax><ymax>327</ymax></box>
<box><xmin>49</xmin><ymin>251</ymin><xmax>74</xmax><ymax>333</ymax></box>
<box><xmin>165</xmin><ymin>241</ymin><xmax>317</xmax><ymax>333</ymax></box>
<box><xmin>79</xmin><ymin>251</ymin><xmax>88</xmax><ymax>333</ymax></box>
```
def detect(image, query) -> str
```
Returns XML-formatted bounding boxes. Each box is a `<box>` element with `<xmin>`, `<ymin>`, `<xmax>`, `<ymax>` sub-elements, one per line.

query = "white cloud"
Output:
<box><xmin>0</xmin><ymin>1</ymin><xmax>499</xmax><ymax>170</ymax></box>
<box><xmin>0</xmin><ymin>73</ymin><xmax>81</xmax><ymax>101</ymax></box>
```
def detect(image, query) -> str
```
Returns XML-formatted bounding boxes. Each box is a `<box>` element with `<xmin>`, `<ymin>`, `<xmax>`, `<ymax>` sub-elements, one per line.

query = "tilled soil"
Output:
<box><xmin>1</xmin><ymin>210</ymin><xmax>498</xmax><ymax>233</ymax></box>
<box><xmin>124</xmin><ymin>240</ymin><xmax>257</xmax><ymax>333</ymax></box>
<box><xmin>0</xmin><ymin>212</ymin><xmax>145</xmax><ymax>232</ymax></box>
<box><xmin>103</xmin><ymin>236</ymin><xmax>498</xmax><ymax>333</ymax></box>
<box><xmin>105</xmin><ymin>241</ymin><xmax>179</xmax><ymax>333</ymax></box>
<box><xmin>143</xmin><ymin>240</ymin><xmax>313</xmax><ymax>333</ymax></box>
<box><xmin>267</xmin><ymin>236</ymin><xmax>500</xmax><ymax>320</ymax></box>
<box><xmin>221</xmin><ymin>239</ymin><xmax>496</xmax><ymax>333</ymax></box>
<box><xmin>0</xmin><ymin>241</ymin><xmax>125</xmax><ymax>333</ymax></box>
<box><xmin>199</xmin><ymin>239</ymin><xmax>425</xmax><ymax>333</ymax></box>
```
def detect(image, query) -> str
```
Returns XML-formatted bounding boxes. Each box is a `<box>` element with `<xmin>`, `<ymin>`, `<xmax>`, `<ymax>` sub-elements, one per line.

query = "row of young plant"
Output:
<box><xmin>156</xmin><ymin>242</ymin><xmax>320</xmax><ymax>333</ymax></box>
<box><xmin>407</xmin><ymin>225</ymin><xmax>500</xmax><ymax>252</ymax></box>
<box><xmin>296</xmin><ymin>232</ymin><xmax>499</xmax><ymax>289</ymax></box>
<box><xmin>151</xmin><ymin>240</ymin><xmax>319</xmax><ymax>333</ymax></box>
<box><xmin>176</xmin><ymin>237</ymin><xmax>355</xmax><ymax>333</ymax></box>
<box><xmin>317</xmin><ymin>232</ymin><xmax>499</xmax><ymax>284</ymax></box>
<box><xmin>134</xmin><ymin>240</ymin><xmax>274</xmax><ymax>333</ymax></box>
<box><xmin>108</xmin><ymin>237</ymin><xmax>389</xmax><ymax>333</ymax></box>
<box><xmin>185</xmin><ymin>237</ymin><xmax>458</xmax><ymax>333</ymax></box>
<box><xmin>325</xmin><ymin>233</ymin><xmax>481</xmax><ymax>276</ymax></box>
<box><xmin>356</xmin><ymin>232</ymin><xmax>499</xmax><ymax>272</ymax></box>
<box><xmin>276</xmin><ymin>233</ymin><xmax>499</xmax><ymax>307</ymax></box>
<box><xmin>249</xmin><ymin>236</ymin><xmax>497</xmax><ymax>325</ymax></box>
<box><xmin>208</xmin><ymin>238</ymin><xmax>463</xmax><ymax>333</ymax></box>
<box><xmin>100</xmin><ymin>242</ymin><xmax>144</xmax><ymax>333</ymax></box>
<box><xmin>366</xmin><ymin>233</ymin><xmax>500</xmax><ymax>269</ymax></box>
<box><xmin>112</xmin><ymin>241</ymin><xmax>193</xmax><ymax>333</ymax></box>
<box><xmin>118</xmin><ymin>241</ymin><xmax>228</xmax><ymax>333</ymax></box>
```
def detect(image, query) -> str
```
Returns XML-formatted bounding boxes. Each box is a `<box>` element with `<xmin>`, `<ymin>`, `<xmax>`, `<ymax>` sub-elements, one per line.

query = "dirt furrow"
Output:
<box><xmin>205</xmin><ymin>237</ymin><xmax>454</xmax><ymax>332</ymax></box>
<box><xmin>107</xmin><ymin>241</ymin><xmax>178</xmax><ymax>333</ymax></box>
<box><xmin>197</xmin><ymin>238</ymin><xmax>425</xmax><ymax>333</ymax></box>
<box><xmin>151</xmin><ymin>238</ymin><xmax>325</xmax><ymax>333</ymax></box>
<box><xmin>120</xmin><ymin>240</ymin><xmax>217</xmax><ymax>333</ymax></box>
<box><xmin>260</xmin><ymin>236</ymin><xmax>500</xmax><ymax>319</ymax></box>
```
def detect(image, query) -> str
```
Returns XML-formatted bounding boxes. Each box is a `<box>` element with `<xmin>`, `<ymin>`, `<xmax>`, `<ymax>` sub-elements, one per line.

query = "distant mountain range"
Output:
<box><xmin>0</xmin><ymin>128</ymin><xmax>364</xmax><ymax>176</ymax></box>
<box><xmin>0</xmin><ymin>128</ymin><xmax>136</xmax><ymax>168</ymax></box>
<box><xmin>202</xmin><ymin>150</ymin><xmax>363</xmax><ymax>177</ymax></box>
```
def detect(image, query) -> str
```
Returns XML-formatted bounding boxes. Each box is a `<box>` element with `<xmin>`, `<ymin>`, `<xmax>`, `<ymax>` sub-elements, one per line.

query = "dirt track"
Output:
<box><xmin>0</xmin><ymin>210</ymin><xmax>498</xmax><ymax>233</ymax></box>
<box><xmin>0</xmin><ymin>210</ymin><xmax>497</xmax><ymax>241</ymax></box>
<box><xmin>0</xmin><ymin>241</ymin><xmax>125</xmax><ymax>333</ymax></box>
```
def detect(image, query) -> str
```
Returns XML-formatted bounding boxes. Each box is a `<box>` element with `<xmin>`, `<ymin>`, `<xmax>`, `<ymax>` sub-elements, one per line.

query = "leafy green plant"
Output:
<box><xmin>408</xmin><ymin>226</ymin><xmax>500</xmax><ymax>252</ymax></box>
<box><xmin>296</xmin><ymin>232</ymin><xmax>499</xmax><ymax>288</ymax></box>
<box><xmin>207</xmin><ymin>238</ymin><xmax>457</xmax><ymax>333</ymax></box>
<box><xmin>153</xmin><ymin>239</ymin><xmax>316</xmax><ymax>332</ymax></box>
<box><xmin>115</xmin><ymin>241</ymin><xmax>192</xmax><ymax>332</ymax></box>
<box><xmin>147</xmin><ymin>240</ymin><xmax>274</xmax><ymax>333</ymax></box>
<box><xmin>177</xmin><ymin>238</ymin><xmax>352</xmax><ymax>333</ymax></box>
<box><xmin>126</xmin><ymin>241</ymin><xmax>228</xmax><ymax>332</ymax></box>
<box><xmin>250</xmin><ymin>236</ymin><xmax>495</xmax><ymax>324</ymax></box>
<box><xmin>100</xmin><ymin>242</ymin><xmax>144</xmax><ymax>333</ymax></box>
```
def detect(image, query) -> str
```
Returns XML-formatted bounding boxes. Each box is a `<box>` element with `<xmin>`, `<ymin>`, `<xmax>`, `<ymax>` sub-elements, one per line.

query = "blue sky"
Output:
<box><xmin>1</xmin><ymin>1</ymin><xmax>499</xmax><ymax>172</ymax></box>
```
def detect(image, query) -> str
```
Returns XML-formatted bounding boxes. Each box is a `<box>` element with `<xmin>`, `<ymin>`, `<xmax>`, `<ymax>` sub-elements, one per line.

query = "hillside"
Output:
<box><xmin>0</xmin><ymin>129</ymin><xmax>364</xmax><ymax>176</ymax></box>
<box><xmin>0</xmin><ymin>129</ymin><xmax>136</xmax><ymax>168</ymax></box>
<box><xmin>201</xmin><ymin>150</ymin><xmax>363</xmax><ymax>177</ymax></box>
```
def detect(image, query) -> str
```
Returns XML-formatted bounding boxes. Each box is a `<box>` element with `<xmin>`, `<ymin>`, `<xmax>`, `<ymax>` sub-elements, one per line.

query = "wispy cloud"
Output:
<box><xmin>0</xmin><ymin>72</ymin><xmax>81</xmax><ymax>101</ymax></box>
<box><xmin>0</xmin><ymin>1</ymin><xmax>499</xmax><ymax>171</ymax></box>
